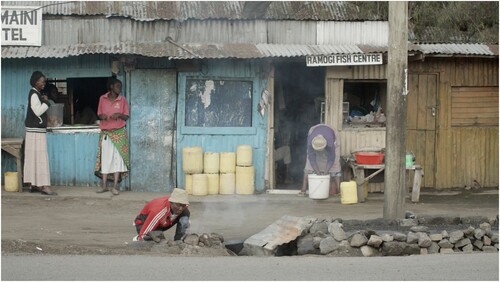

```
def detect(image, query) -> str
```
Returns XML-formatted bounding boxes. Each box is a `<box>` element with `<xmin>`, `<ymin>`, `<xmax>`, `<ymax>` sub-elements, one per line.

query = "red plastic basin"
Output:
<box><xmin>354</xmin><ymin>152</ymin><xmax>384</xmax><ymax>165</ymax></box>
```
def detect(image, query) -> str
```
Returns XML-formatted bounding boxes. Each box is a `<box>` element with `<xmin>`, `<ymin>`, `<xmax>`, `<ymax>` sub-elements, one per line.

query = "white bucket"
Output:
<box><xmin>308</xmin><ymin>174</ymin><xmax>330</xmax><ymax>200</ymax></box>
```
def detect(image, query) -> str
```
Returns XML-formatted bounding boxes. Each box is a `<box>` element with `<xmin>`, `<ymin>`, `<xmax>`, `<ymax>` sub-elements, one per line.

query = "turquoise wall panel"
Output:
<box><xmin>176</xmin><ymin>59</ymin><xmax>270</xmax><ymax>192</ymax></box>
<box><xmin>1</xmin><ymin>55</ymin><xmax>111</xmax><ymax>182</ymax></box>
<box><xmin>46</xmin><ymin>130</ymin><xmax>100</xmax><ymax>186</ymax></box>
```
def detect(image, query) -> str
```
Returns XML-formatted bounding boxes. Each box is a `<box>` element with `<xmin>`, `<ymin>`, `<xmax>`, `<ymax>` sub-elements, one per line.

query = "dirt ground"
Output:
<box><xmin>1</xmin><ymin>186</ymin><xmax>498</xmax><ymax>256</ymax></box>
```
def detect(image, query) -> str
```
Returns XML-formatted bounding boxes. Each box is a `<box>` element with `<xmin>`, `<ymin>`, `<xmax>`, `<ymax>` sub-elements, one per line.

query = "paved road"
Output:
<box><xmin>2</xmin><ymin>253</ymin><xmax>498</xmax><ymax>281</ymax></box>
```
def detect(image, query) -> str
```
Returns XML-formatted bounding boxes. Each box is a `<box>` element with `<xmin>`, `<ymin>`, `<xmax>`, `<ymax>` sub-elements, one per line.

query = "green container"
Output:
<box><xmin>405</xmin><ymin>153</ymin><xmax>414</xmax><ymax>167</ymax></box>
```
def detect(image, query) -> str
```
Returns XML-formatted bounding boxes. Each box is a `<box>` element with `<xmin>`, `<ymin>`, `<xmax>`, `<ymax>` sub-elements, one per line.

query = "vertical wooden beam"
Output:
<box><xmin>384</xmin><ymin>1</ymin><xmax>408</xmax><ymax>219</ymax></box>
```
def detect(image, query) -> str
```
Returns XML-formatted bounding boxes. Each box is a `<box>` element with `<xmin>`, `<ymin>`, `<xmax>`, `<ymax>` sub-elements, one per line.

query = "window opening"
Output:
<box><xmin>343</xmin><ymin>80</ymin><xmax>387</xmax><ymax>128</ymax></box>
<box><xmin>45</xmin><ymin>77</ymin><xmax>109</xmax><ymax>126</ymax></box>
<box><xmin>185</xmin><ymin>78</ymin><xmax>253</xmax><ymax>127</ymax></box>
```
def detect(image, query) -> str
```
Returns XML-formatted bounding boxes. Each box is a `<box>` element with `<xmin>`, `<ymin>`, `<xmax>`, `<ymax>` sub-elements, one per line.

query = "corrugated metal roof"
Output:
<box><xmin>1</xmin><ymin>42</ymin><xmax>384</xmax><ymax>59</ymax></box>
<box><xmin>409</xmin><ymin>43</ymin><xmax>498</xmax><ymax>56</ymax></box>
<box><xmin>0</xmin><ymin>1</ymin><xmax>370</xmax><ymax>21</ymax></box>
<box><xmin>3</xmin><ymin>42</ymin><xmax>497</xmax><ymax>60</ymax></box>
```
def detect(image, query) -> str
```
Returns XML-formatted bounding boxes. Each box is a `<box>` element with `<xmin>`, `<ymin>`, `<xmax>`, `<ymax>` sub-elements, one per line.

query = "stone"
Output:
<box><xmin>440</xmin><ymin>248</ymin><xmax>454</xmax><ymax>254</ymax></box>
<box><xmin>404</xmin><ymin>244</ymin><xmax>421</xmax><ymax>255</ymax></box>
<box><xmin>361</xmin><ymin>245</ymin><xmax>378</xmax><ymax>257</ymax></box>
<box><xmin>455</xmin><ymin>238</ymin><xmax>471</xmax><ymax>248</ymax></box>
<box><xmin>420</xmin><ymin>248</ymin><xmax>428</xmax><ymax>255</ymax></box>
<box><xmin>438</xmin><ymin>239</ymin><xmax>454</xmax><ymax>249</ymax></box>
<box><xmin>199</xmin><ymin>233</ymin><xmax>213</xmax><ymax>247</ymax></box>
<box><xmin>381</xmin><ymin>233</ymin><xmax>394</xmax><ymax>242</ymax></box>
<box><xmin>463</xmin><ymin>226</ymin><xmax>475</xmax><ymax>237</ymax></box>
<box><xmin>473</xmin><ymin>239</ymin><xmax>484</xmax><ymax>249</ymax></box>
<box><xmin>491</xmin><ymin>234</ymin><xmax>499</xmax><ymax>243</ymax></box>
<box><xmin>479</xmin><ymin>222</ymin><xmax>492</xmax><ymax>231</ymax></box>
<box><xmin>483</xmin><ymin>235</ymin><xmax>492</xmax><ymax>246</ymax></box>
<box><xmin>310</xmin><ymin>220</ymin><xmax>329</xmax><ymax>235</ymax></box>
<box><xmin>183</xmin><ymin>234</ymin><xmax>200</xmax><ymax>246</ymax></box>
<box><xmin>297</xmin><ymin>234</ymin><xmax>320</xmax><ymax>255</ymax></box>
<box><xmin>441</xmin><ymin>230</ymin><xmax>449</xmax><ymax>239</ymax></box>
<box><xmin>462</xmin><ymin>244</ymin><xmax>473</xmax><ymax>253</ymax></box>
<box><xmin>449</xmin><ymin>230</ymin><xmax>464</xmax><ymax>244</ymax></box>
<box><xmin>312</xmin><ymin>236</ymin><xmax>322</xmax><ymax>248</ymax></box>
<box><xmin>367</xmin><ymin>235</ymin><xmax>383</xmax><ymax>248</ymax></box>
<box><xmin>382</xmin><ymin>241</ymin><xmax>406</xmax><ymax>256</ymax></box>
<box><xmin>320</xmin><ymin>236</ymin><xmax>341</xmax><ymax>255</ymax></box>
<box><xmin>350</xmin><ymin>233</ymin><xmax>368</xmax><ymax>247</ymax></box>
<box><xmin>210</xmin><ymin>233</ymin><xmax>224</xmax><ymax>243</ymax></box>
<box><xmin>417</xmin><ymin>232</ymin><xmax>432</xmax><ymax>248</ymax></box>
<box><xmin>429</xmin><ymin>233</ymin><xmax>443</xmax><ymax>242</ymax></box>
<box><xmin>482</xmin><ymin>246</ymin><xmax>498</xmax><ymax>252</ymax></box>
<box><xmin>393</xmin><ymin>232</ymin><xmax>407</xmax><ymax>242</ymax></box>
<box><xmin>474</xmin><ymin>228</ymin><xmax>486</xmax><ymax>240</ymax></box>
<box><xmin>406</xmin><ymin>232</ymin><xmax>419</xmax><ymax>244</ymax></box>
<box><xmin>410</xmin><ymin>226</ymin><xmax>429</xmax><ymax>233</ymax></box>
<box><xmin>428</xmin><ymin>242</ymin><xmax>440</xmax><ymax>254</ymax></box>
<box><xmin>399</xmin><ymin>219</ymin><xmax>418</xmax><ymax>227</ymax></box>
<box><xmin>328</xmin><ymin>222</ymin><xmax>347</xmax><ymax>241</ymax></box>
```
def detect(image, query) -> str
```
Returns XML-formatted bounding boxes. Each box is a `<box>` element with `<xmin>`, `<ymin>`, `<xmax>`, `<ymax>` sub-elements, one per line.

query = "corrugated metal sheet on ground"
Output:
<box><xmin>0</xmin><ymin>1</ymin><xmax>367</xmax><ymax>21</ymax></box>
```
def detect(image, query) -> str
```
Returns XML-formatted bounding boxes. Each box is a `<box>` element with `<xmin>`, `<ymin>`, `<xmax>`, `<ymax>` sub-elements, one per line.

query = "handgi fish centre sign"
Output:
<box><xmin>1</xmin><ymin>6</ymin><xmax>42</xmax><ymax>46</ymax></box>
<box><xmin>306</xmin><ymin>53</ymin><xmax>383</xmax><ymax>66</ymax></box>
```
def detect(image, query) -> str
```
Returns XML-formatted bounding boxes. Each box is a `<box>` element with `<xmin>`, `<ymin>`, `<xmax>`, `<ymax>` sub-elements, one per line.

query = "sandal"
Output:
<box><xmin>111</xmin><ymin>188</ymin><xmax>120</xmax><ymax>196</ymax></box>
<box><xmin>297</xmin><ymin>191</ymin><xmax>306</xmax><ymax>197</ymax></box>
<box><xmin>96</xmin><ymin>187</ymin><xmax>109</xmax><ymax>193</ymax></box>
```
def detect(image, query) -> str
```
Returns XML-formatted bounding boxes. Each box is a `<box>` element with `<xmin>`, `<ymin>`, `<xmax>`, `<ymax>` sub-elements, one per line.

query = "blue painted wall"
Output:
<box><xmin>176</xmin><ymin>59</ymin><xmax>270</xmax><ymax>192</ymax></box>
<box><xmin>1</xmin><ymin>55</ymin><xmax>113</xmax><ymax>185</ymax></box>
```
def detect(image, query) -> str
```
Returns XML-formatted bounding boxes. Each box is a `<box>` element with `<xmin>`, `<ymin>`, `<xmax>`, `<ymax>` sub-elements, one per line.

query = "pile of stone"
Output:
<box><xmin>241</xmin><ymin>215</ymin><xmax>499</xmax><ymax>257</ymax></box>
<box><xmin>128</xmin><ymin>231</ymin><xmax>234</xmax><ymax>256</ymax></box>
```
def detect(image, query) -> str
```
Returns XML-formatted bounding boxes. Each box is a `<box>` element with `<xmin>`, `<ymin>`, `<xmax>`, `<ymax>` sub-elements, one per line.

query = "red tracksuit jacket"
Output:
<box><xmin>134</xmin><ymin>196</ymin><xmax>186</xmax><ymax>240</ymax></box>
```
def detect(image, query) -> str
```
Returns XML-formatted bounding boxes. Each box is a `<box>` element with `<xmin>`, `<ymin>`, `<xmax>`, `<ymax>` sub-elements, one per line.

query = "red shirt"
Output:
<box><xmin>97</xmin><ymin>92</ymin><xmax>129</xmax><ymax>130</ymax></box>
<box><xmin>135</xmin><ymin>196</ymin><xmax>188</xmax><ymax>240</ymax></box>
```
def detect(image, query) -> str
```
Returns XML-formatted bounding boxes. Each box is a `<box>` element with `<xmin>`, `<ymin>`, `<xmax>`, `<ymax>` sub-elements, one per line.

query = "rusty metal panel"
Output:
<box><xmin>0</xmin><ymin>1</ymin><xmax>364</xmax><ymax>21</ymax></box>
<box><xmin>128</xmin><ymin>69</ymin><xmax>177</xmax><ymax>192</ymax></box>
<box><xmin>317</xmin><ymin>21</ymin><xmax>388</xmax><ymax>46</ymax></box>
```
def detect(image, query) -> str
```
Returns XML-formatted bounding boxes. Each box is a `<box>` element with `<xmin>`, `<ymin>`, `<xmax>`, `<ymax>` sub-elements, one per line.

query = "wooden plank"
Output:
<box><xmin>451</xmin><ymin>97</ymin><xmax>498</xmax><ymax>103</ymax></box>
<box><xmin>407</xmin><ymin>74</ymin><xmax>419</xmax><ymax>130</ymax></box>
<box><xmin>416</xmin><ymin>74</ymin><xmax>428</xmax><ymax>129</ymax></box>
<box><xmin>411</xmin><ymin>168</ymin><xmax>423</xmax><ymax>202</ymax></box>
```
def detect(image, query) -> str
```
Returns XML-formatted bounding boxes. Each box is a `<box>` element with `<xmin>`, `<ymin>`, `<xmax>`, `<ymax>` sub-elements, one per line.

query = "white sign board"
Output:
<box><xmin>1</xmin><ymin>6</ymin><xmax>42</xmax><ymax>46</ymax></box>
<box><xmin>306</xmin><ymin>53</ymin><xmax>383</xmax><ymax>67</ymax></box>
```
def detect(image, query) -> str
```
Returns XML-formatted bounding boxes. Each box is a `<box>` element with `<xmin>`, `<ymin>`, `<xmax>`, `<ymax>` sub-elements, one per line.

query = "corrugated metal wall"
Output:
<box><xmin>1</xmin><ymin>55</ymin><xmax>112</xmax><ymax>184</ymax></box>
<box><xmin>176</xmin><ymin>59</ymin><xmax>269</xmax><ymax>192</ymax></box>
<box><xmin>317</xmin><ymin>21</ymin><xmax>388</xmax><ymax>46</ymax></box>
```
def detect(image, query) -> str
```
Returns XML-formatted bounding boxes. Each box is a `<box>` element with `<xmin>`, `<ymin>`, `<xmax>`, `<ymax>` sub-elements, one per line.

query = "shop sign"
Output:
<box><xmin>1</xmin><ymin>6</ymin><xmax>42</xmax><ymax>46</ymax></box>
<box><xmin>306</xmin><ymin>53</ymin><xmax>383</xmax><ymax>67</ymax></box>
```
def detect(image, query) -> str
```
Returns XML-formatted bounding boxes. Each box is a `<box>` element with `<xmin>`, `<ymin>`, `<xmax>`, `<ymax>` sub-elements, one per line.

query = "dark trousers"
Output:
<box><xmin>135</xmin><ymin>208</ymin><xmax>190</xmax><ymax>241</ymax></box>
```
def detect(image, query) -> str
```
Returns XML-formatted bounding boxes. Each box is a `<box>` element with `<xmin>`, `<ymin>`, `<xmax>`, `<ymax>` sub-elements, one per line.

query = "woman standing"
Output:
<box><xmin>24</xmin><ymin>71</ymin><xmax>57</xmax><ymax>195</ymax></box>
<box><xmin>94</xmin><ymin>77</ymin><xmax>130</xmax><ymax>195</ymax></box>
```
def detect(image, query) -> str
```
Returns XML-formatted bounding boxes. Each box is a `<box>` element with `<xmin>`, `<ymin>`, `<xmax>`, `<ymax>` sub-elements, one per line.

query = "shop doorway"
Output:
<box><xmin>273</xmin><ymin>62</ymin><xmax>325</xmax><ymax>190</ymax></box>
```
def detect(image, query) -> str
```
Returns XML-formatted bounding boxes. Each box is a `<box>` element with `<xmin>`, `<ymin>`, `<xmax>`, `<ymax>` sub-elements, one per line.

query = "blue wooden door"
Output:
<box><xmin>129</xmin><ymin>69</ymin><xmax>177</xmax><ymax>192</ymax></box>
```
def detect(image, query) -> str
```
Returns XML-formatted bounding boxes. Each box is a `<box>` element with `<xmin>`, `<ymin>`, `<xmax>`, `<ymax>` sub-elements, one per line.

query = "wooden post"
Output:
<box><xmin>384</xmin><ymin>1</ymin><xmax>408</xmax><ymax>219</ymax></box>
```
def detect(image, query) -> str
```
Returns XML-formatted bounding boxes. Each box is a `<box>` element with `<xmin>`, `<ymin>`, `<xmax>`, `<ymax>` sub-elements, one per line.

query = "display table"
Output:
<box><xmin>1</xmin><ymin>138</ymin><xmax>23</xmax><ymax>192</ymax></box>
<box><xmin>349</xmin><ymin>162</ymin><xmax>424</xmax><ymax>203</ymax></box>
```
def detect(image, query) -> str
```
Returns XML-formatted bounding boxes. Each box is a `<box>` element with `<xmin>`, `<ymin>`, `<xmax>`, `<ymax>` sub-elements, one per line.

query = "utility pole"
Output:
<box><xmin>384</xmin><ymin>1</ymin><xmax>408</xmax><ymax>219</ymax></box>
